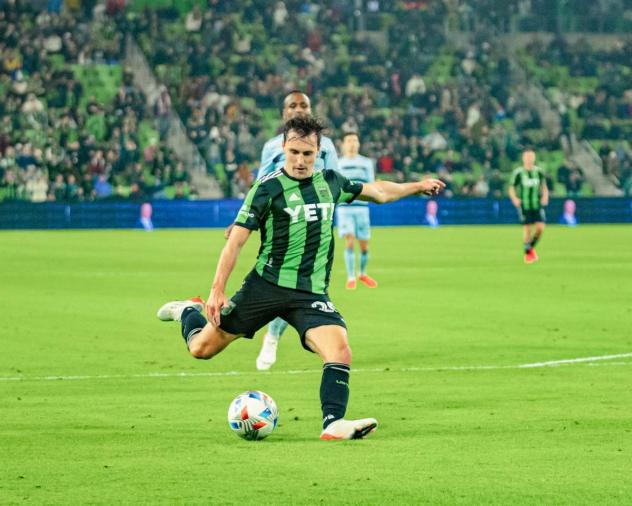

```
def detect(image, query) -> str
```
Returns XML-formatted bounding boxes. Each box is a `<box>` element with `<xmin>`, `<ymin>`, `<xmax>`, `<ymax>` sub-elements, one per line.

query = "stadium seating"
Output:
<box><xmin>0</xmin><ymin>2</ymin><xmax>192</xmax><ymax>202</ymax></box>
<box><xmin>2</xmin><ymin>1</ymin><xmax>630</xmax><ymax>200</ymax></box>
<box><xmin>123</xmin><ymin>1</ymin><xmax>616</xmax><ymax>198</ymax></box>
<box><xmin>519</xmin><ymin>36</ymin><xmax>631</xmax><ymax>193</ymax></box>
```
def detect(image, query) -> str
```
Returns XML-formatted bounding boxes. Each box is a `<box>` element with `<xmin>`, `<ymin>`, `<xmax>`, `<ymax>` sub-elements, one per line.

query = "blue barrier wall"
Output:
<box><xmin>0</xmin><ymin>198</ymin><xmax>631</xmax><ymax>230</ymax></box>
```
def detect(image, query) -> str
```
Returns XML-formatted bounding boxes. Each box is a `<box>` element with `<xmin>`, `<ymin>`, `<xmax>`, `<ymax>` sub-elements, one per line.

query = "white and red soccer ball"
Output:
<box><xmin>227</xmin><ymin>390</ymin><xmax>279</xmax><ymax>440</ymax></box>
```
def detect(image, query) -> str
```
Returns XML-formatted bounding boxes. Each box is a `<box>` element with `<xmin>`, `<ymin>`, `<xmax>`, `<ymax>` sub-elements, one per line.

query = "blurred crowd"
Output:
<box><xmin>3</xmin><ymin>0</ymin><xmax>631</xmax><ymax>202</ymax></box>
<box><xmin>521</xmin><ymin>35</ymin><xmax>632</xmax><ymax>193</ymax></box>
<box><xmin>125</xmin><ymin>0</ymin><xmax>559</xmax><ymax>198</ymax></box>
<box><xmin>0</xmin><ymin>0</ymin><xmax>192</xmax><ymax>203</ymax></box>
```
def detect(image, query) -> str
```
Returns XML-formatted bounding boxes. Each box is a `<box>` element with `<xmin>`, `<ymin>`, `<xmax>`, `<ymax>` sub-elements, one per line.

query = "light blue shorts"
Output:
<box><xmin>336</xmin><ymin>206</ymin><xmax>371</xmax><ymax>240</ymax></box>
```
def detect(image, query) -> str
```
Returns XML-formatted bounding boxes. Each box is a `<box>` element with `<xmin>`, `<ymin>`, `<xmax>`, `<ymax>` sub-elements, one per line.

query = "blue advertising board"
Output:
<box><xmin>0</xmin><ymin>198</ymin><xmax>630</xmax><ymax>230</ymax></box>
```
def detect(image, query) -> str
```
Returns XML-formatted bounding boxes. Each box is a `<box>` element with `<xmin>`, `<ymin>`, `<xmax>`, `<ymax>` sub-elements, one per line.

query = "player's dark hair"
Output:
<box><xmin>283</xmin><ymin>116</ymin><xmax>324</xmax><ymax>147</ymax></box>
<box><xmin>342</xmin><ymin>131</ymin><xmax>359</xmax><ymax>141</ymax></box>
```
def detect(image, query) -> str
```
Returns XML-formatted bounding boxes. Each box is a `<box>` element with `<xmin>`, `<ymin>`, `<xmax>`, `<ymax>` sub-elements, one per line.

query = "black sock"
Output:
<box><xmin>181</xmin><ymin>307</ymin><xmax>206</xmax><ymax>345</ymax></box>
<box><xmin>531</xmin><ymin>234</ymin><xmax>540</xmax><ymax>248</ymax></box>
<box><xmin>524</xmin><ymin>241</ymin><xmax>532</xmax><ymax>253</ymax></box>
<box><xmin>320</xmin><ymin>363</ymin><xmax>350</xmax><ymax>429</ymax></box>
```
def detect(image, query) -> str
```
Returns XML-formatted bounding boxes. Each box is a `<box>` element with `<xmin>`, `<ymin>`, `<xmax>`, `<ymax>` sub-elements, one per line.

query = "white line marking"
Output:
<box><xmin>514</xmin><ymin>353</ymin><xmax>632</xmax><ymax>368</ymax></box>
<box><xmin>1</xmin><ymin>353</ymin><xmax>631</xmax><ymax>383</ymax></box>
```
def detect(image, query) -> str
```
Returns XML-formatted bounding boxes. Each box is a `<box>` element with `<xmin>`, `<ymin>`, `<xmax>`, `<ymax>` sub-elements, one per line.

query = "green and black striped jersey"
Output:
<box><xmin>235</xmin><ymin>169</ymin><xmax>363</xmax><ymax>294</ymax></box>
<box><xmin>511</xmin><ymin>166</ymin><xmax>545</xmax><ymax>211</ymax></box>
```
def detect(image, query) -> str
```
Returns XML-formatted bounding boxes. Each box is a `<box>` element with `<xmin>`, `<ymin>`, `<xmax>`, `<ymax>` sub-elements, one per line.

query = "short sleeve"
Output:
<box><xmin>256</xmin><ymin>140</ymin><xmax>279</xmax><ymax>180</ymax></box>
<box><xmin>331</xmin><ymin>171</ymin><xmax>363</xmax><ymax>204</ymax></box>
<box><xmin>321</xmin><ymin>137</ymin><xmax>340</xmax><ymax>171</ymax></box>
<box><xmin>235</xmin><ymin>181</ymin><xmax>270</xmax><ymax>230</ymax></box>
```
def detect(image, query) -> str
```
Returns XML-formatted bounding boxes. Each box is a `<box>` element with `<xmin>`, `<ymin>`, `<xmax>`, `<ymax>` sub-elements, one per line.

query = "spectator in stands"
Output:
<box><xmin>557</xmin><ymin>160</ymin><xmax>573</xmax><ymax>188</ymax></box>
<box><xmin>154</xmin><ymin>85</ymin><xmax>172</xmax><ymax>140</ymax></box>
<box><xmin>405</xmin><ymin>73</ymin><xmax>426</xmax><ymax>98</ymax></box>
<box><xmin>1</xmin><ymin>168</ymin><xmax>20</xmax><ymax>200</ymax></box>
<box><xmin>25</xmin><ymin>170</ymin><xmax>48</xmax><ymax>202</ymax></box>
<box><xmin>66</xmin><ymin>174</ymin><xmax>81</xmax><ymax>201</ymax></box>
<box><xmin>185</xmin><ymin>6</ymin><xmax>203</xmax><ymax>32</ymax></box>
<box><xmin>565</xmin><ymin>166</ymin><xmax>585</xmax><ymax>197</ymax></box>
<box><xmin>487</xmin><ymin>170</ymin><xmax>504</xmax><ymax>199</ymax></box>
<box><xmin>94</xmin><ymin>174</ymin><xmax>113</xmax><ymax>199</ymax></box>
<box><xmin>51</xmin><ymin>173</ymin><xmax>67</xmax><ymax>201</ymax></box>
<box><xmin>230</xmin><ymin>162</ymin><xmax>254</xmax><ymax>200</ymax></box>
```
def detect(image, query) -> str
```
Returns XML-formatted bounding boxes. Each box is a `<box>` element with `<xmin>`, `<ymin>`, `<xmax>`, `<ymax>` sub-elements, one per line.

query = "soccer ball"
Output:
<box><xmin>227</xmin><ymin>390</ymin><xmax>279</xmax><ymax>440</ymax></box>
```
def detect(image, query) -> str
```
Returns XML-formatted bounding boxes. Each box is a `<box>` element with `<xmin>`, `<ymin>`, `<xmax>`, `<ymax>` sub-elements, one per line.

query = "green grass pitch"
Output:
<box><xmin>2</xmin><ymin>225</ymin><xmax>632</xmax><ymax>505</ymax></box>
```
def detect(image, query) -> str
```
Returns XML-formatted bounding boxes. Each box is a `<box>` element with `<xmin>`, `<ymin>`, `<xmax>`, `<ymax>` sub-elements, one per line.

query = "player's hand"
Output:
<box><xmin>418</xmin><ymin>178</ymin><xmax>445</xmax><ymax>196</ymax></box>
<box><xmin>206</xmin><ymin>288</ymin><xmax>229</xmax><ymax>327</ymax></box>
<box><xmin>541</xmin><ymin>197</ymin><xmax>549</xmax><ymax>207</ymax></box>
<box><xmin>224</xmin><ymin>223</ymin><xmax>234</xmax><ymax>240</ymax></box>
<box><xmin>511</xmin><ymin>197</ymin><xmax>521</xmax><ymax>208</ymax></box>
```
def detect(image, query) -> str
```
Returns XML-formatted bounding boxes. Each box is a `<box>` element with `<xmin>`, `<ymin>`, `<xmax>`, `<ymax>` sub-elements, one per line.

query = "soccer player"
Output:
<box><xmin>335</xmin><ymin>132</ymin><xmax>377</xmax><ymax>289</ymax></box>
<box><xmin>248</xmin><ymin>91</ymin><xmax>339</xmax><ymax>371</ymax></box>
<box><xmin>157</xmin><ymin>116</ymin><xmax>444</xmax><ymax>440</ymax></box>
<box><xmin>509</xmin><ymin>149</ymin><xmax>549</xmax><ymax>263</ymax></box>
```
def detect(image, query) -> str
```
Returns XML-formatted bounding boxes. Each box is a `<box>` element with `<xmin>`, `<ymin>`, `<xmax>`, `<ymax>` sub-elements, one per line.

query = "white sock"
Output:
<box><xmin>264</xmin><ymin>333</ymin><xmax>280</xmax><ymax>345</ymax></box>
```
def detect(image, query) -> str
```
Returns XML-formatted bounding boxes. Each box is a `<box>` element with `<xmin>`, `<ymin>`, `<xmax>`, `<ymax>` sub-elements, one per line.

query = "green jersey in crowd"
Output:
<box><xmin>511</xmin><ymin>166</ymin><xmax>546</xmax><ymax>211</ymax></box>
<box><xmin>235</xmin><ymin>168</ymin><xmax>363</xmax><ymax>294</ymax></box>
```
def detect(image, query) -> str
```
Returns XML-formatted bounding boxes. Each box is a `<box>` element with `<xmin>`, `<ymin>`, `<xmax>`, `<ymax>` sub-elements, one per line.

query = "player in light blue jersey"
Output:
<box><xmin>335</xmin><ymin>132</ymin><xmax>378</xmax><ymax>289</ymax></box>
<box><xmin>257</xmin><ymin>94</ymin><xmax>338</xmax><ymax>179</ymax></box>
<box><xmin>253</xmin><ymin>91</ymin><xmax>339</xmax><ymax>370</ymax></box>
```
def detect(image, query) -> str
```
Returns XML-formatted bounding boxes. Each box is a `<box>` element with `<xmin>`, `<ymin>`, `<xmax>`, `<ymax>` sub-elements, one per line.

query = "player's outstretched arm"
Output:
<box><xmin>357</xmin><ymin>178</ymin><xmax>445</xmax><ymax>204</ymax></box>
<box><xmin>207</xmin><ymin>225</ymin><xmax>251</xmax><ymax>325</ymax></box>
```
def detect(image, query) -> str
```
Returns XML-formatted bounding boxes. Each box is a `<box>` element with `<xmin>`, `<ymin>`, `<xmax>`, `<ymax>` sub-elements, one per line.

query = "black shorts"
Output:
<box><xmin>219</xmin><ymin>270</ymin><xmax>346</xmax><ymax>351</ymax></box>
<box><xmin>519</xmin><ymin>208</ymin><xmax>546</xmax><ymax>225</ymax></box>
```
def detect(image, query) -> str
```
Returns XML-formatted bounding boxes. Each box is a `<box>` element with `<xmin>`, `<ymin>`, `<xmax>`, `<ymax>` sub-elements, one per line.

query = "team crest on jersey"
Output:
<box><xmin>317</xmin><ymin>187</ymin><xmax>329</xmax><ymax>198</ymax></box>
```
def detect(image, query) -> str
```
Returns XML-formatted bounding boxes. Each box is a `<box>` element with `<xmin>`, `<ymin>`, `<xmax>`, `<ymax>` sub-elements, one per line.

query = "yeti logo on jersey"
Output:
<box><xmin>521</xmin><ymin>175</ymin><xmax>540</xmax><ymax>187</ymax></box>
<box><xmin>284</xmin><ymin>203</ymin><xmax>335</xmax><ymax>223</ymax></box>
<box><xmin>311</xmin><ymin>301</ymin><xmax>337</xmax><ymax>313</ymax></box>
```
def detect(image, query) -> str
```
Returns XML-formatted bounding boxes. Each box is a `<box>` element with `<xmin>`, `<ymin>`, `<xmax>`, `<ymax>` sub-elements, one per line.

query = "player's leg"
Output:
<box><xmin>523</xmin><ymin>222</ymin><xmax>537</xmax><ymax>263</ymax></box>
<box><xmin>522</xmin><ymin>223</ymin><xmax>532</xmax><ymax>252</ymax></box>
<box><xmin>305</xmin><ymin>325</ymin><xmax>377</xmax><ymax>440</ymax></box>
<box><xmin>337</xmin><ymin>207</ymin><xmax>357</xmax><ymax>288</ymax></box>
<box><xmin>356</xmin><ymin>209</ymin><xmax>377</xmax><ymax>288</ymax></box>
<box><xmin>343</xmin><ymin>234</ymin><xmax>357</xmax><ymax>289</ymax></box>
<box><xmin>530</xmin><ymin>219</ymin><xmax>545</xmax><ymax>261</ymax></box>
<box><xmin>532</xmin><ymin>221</ymin><xmax>545</xmax><ymax>247</ymax></box>
<box><xmin>357</xmin><ymin>241</ymin><xmax>378</xmax><ymax>288</ymax></box>
<box><xmin>256</xmin><ymin>317</ymin><xmax>289</xmax><ymax>371</ymax></box>
<box><xmin>156</xmin><ymin>298</ymin><xmax>240</xmax><ymax>359</ymax></box>
<box><xmin>187</xmin><ymin>322</ymin><xmax>240</xmax><ymax>359</ymax></box>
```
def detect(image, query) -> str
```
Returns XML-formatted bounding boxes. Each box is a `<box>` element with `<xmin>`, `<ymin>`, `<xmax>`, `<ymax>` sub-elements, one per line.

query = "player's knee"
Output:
<box><xmin>188</xmin><ymin>340</ymin><xmax>214</xmax><ymax>360</ymax></box>
<box><xmin>336</xmin><ymin>342</ymin><xmax>352</xmax><ymax>365</ymax></box>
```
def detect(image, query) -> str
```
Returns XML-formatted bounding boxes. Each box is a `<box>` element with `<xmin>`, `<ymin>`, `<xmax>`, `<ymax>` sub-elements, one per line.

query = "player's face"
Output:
<box><xmin>522</xmin><ymin>150</ymin><xmax>535</xmax><ymax>169</ymax></box>
<box><xmin>342</xmin><ymin>134</ymin><xmax>360</xmax><ymax>157</ymax></box>
<box><xmin>282</xmin><ymin>93</ymin><xmax>312</xmax><ymax>121</ymax></box>
<box><xmin>283</xmin><ymin>130</ymin><xmax>319</xmax><ymax>179</ymax></box>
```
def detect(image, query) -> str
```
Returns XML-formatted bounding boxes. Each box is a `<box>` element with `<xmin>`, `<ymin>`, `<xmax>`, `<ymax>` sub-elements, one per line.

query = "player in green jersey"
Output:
<box><xmin>508</xmin><ymin>149</ymin><xmax>549</xmax><ymax>264</ymax></box>
<box><xmin>157</xmin><ymin>116</ymin><xmax>444</xmax><ymax>440</ymax></box>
